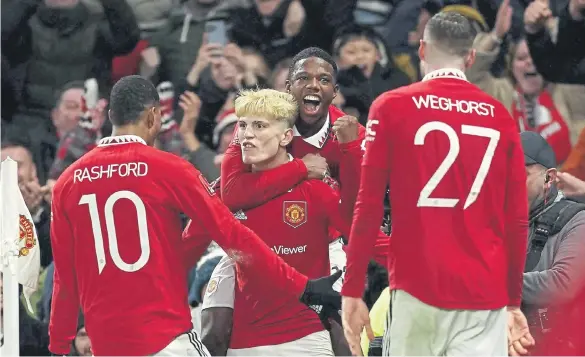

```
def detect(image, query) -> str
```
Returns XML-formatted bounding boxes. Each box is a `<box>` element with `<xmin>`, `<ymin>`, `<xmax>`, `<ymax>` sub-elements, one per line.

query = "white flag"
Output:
<box><xmin>1</xmin><ymin>157</ymin><xmax>41</xmax><ymax>313</ymax></box>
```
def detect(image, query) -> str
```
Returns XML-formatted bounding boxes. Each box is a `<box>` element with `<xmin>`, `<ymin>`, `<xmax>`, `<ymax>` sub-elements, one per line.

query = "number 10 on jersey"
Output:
<box><xmin>79</xmin><ymin>190</ymin><xmax>150</xmax><ymax>274</ymax></box>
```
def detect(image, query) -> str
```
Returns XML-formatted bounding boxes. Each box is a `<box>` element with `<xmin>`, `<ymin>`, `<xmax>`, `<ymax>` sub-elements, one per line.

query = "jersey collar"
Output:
<box><xmin>422</xmin><ymin>68</ymin><xmax>468</xmax><ymax>82</ymax></box>
<box><xmin>292</xmin><ymin>113</ymin><xmax>331</xmax><ymax>149</ymax></box>
<box><xmin>98</xmin><ymin>135</ymin><xmax>147</xmax><ymax>147</ymax></box>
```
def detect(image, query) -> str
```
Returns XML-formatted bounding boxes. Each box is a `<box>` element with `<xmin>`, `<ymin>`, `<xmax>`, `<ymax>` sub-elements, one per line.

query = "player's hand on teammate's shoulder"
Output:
<box><xmin>341</xmin><ymin>296</ymin><xmax>373</xmax><ymax>356</ymax></box>
<box><xmin>333</xmin><ymin>115</ymin><xmax>360</xmax><ymax>144</ymax></box>
<box><xmin>301</xmin><ymin>153</ymin><xmax>329</xmax><ymax>180</ymax></box>
<box><xmin>507</xmin><ymin>307</ymin><xmax>535</xmax><ymax>356</ymax></box>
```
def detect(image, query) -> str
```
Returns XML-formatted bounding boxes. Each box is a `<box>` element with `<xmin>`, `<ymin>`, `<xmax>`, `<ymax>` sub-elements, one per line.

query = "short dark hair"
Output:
<box><xmin>288</xmin><ymin>47</ymin><xmax>338</xmax><ymax>80</ymax></box>
<box><xmin>1</xmin><ymin>133</ymin><xmax>33</xmax><ymax>157</ymax></box>
<box><xmin>53</xmin><ymin>80</ymin><xmax>85</xmax><ymax>108</ymax></box>
<box><xmin>109</xmin><ymin>75</ymin><xmax>159</xmax><ymax>126</ymax></box>
<box><xmin>425</xmin><ymin>12</ymin><xmax>475</xmax><ymax>57</ymax></box>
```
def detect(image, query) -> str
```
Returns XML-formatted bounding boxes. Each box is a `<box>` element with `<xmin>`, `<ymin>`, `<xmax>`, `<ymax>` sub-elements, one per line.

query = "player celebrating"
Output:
<box><xmin>341</xmin><ymin>12</ymin><xmax>534</xmax><ymax>356</ymax></box>
<box><xmin>220</xmin><ymin>47</ymin><xmax>364</xmax><ymax>216</ymax></box>
<box><xmin>192</xmin><ymin>88</ymin><xmax>355</xmax><ymax>356</ymax></box>
<box><xmin>49</xmin><ymin>76</ymin><xmax>342</xmax><ymax>356</ymax></box>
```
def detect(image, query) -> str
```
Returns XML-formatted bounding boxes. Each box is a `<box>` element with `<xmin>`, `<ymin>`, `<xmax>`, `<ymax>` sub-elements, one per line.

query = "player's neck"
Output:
<box><xmin>251</xmin><ymin>151</ymin><xmax>290</xmax><ymax>172</ymax></box>
<box><xmin>296</xmin><ymin>114</ymin><xmax>327</xmax><ymax>137</ymax></box>
<box><xmin>111</xmin><ymin>126</ymin><xmax>150</xmax><ymax>145</ymax></box>
<box><xmin>424</xmin><ymin>63</ymin><xmax>465</xmax><ymax>75</ymax></box>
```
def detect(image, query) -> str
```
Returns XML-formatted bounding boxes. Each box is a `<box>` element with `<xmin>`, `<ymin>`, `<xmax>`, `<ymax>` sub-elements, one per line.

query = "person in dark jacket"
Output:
<box><xmin>2</xmin><ymin>0</ymin><xmax>140</xmax><ymax>182</ymax></box>
<box><xmin>225</xmin><ymin>0</ymin><xmax>345</xmax><ymax>67</ymax></box>
<box><xmin>524</xmin><ymin>0</ymin><xmax>585</xmax><ymax>85</ymax></box>
<box><xmin>333</xmin><ymin>25</ymin><xmax>411</xmax><ymax>124</ymax></box>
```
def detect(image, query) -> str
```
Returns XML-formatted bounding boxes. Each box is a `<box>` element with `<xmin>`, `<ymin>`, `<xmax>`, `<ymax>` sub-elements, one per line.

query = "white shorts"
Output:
<box><xmin>226</xmin><ymin>330</ymin><xmax>334</xmax><ymax>356</ymax></box>
<box><xmin>154</xmin><ymin>329</ymin><xmax>210</xmax><ymax>356</ymax></box>
<box><xmin>382</xmin><ymin>290</ymin><xmax>507</xmax><ymax>356</ymax></box>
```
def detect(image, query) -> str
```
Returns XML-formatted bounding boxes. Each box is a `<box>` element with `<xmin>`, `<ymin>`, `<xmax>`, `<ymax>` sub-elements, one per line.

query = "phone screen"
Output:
<box><xmin>205</xmin><ymin>20</ymin><xmax>228</xmax><ymax>46</ymax></box>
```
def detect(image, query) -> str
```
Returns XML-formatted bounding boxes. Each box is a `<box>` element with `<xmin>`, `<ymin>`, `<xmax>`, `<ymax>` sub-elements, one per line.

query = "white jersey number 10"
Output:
<box><xmin>414</xmin><ymin>121</ymin><xmax>500</xmax><ymax>209</ymax></box>
<box><xmin>79</xmin><ymin>191</ymin><xmax>150</xmax><ymax>274</ymax></box>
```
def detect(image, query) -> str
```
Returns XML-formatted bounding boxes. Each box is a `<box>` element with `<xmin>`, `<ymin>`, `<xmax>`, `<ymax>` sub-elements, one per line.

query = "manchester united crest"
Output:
<box><xmin>18</xmin><ymin>215</ymin><xmax>36</xmax><ymax>257</ymax></box>
<box><xmin>283</xmin><ymin>201</ymin><xmax>307</xmax><ymax>228</ymax></box>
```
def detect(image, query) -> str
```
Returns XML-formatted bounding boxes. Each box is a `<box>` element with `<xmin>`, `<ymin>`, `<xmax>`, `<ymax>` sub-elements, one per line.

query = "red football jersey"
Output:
<box><xmin>342</xmin><ymin>69</ymin><xmax>529</xmax><ymax>310</ymax></box>
<box><xmin>49</xmin><ymin>135</ymin><xmax>308</xmax><ymax>356</ymax></box>
<box><xmin>230</xmin><ymin>179</ymin><xmax>350</xmax><ymax>349</ymax></box>
<box><xmin>220</xmin><ymin>105</ymin><xmax>365</xmax><ymax>211</ymax></box>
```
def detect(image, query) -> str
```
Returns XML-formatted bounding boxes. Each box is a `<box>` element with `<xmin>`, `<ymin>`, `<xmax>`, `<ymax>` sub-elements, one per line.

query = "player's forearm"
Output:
<box><xmin>48</xmin><ymin>281</ymin><xmax>80</xmax><ymax>354</ymax></box>
<box><xmin>342</xmin><ymin>167</ymin><xmax>387</xmax><ymax>298</ymax></box>
<box><xmin>223</xmin><ymin>222</ymin><xmax>308</xmax><ymax>295</ymax></box>
<box><xmin>220</xmin><ymin>146</ymin><xmax>308</xmax><ymax>211</ymax></box>
<box><xmin>505</xmin><ymin>188</ymin><xmax>529</xmax><ymax>307</ymax></box>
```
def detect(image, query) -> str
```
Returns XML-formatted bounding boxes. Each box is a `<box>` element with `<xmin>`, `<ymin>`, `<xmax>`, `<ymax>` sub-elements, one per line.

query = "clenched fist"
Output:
<box><xmin>570</xmin><ymin>0</ymin><xmax>585</xmax><ymax>20</ymax></box>
<box><xmin>302</xmin><ymin>153</ymin><xmax>329</xmax><ymax>180</ymax></box>
<box><xmin>333</xmin><ymin>115</ymin><xmax>359</xmax><ymax>144</ymax></box>
<box><xmin>524</xmin><ymin>0</ymin><xmax>552</xmax><ymax>34</ymax></box>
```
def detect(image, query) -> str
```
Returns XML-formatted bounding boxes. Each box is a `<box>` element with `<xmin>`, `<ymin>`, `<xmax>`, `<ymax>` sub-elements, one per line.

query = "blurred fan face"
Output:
<box><xmin>44</xmin><ymin>0</ymin><xmax>79</xmax><ymax>8</ymax></box>
<box><xmin>512</xmin><ymin>40</ymin><xmax>543</xmax><ymax>96</ymax></box>
<box><xmin>238</xmin><ymin>116</ymin><xmax>290</xmax><ymax>168</ymax></box>
<box><xmin>255</xmin><ymin>0</ymin><xmax>283</xmax><ymax>16</ymax></box>
<box><xmin>244</xmin><ymin>52</ymin><xmax>270</xmax><ymax>81</ymax></box>
<box><xmin>211</xmin><ymin>56</ymin><xmax>239</xmax><ymax>90</ymax></box>
<box><xmin>338</xmin><ymin>36</ymin><xmax>379</xmax><ymax>78</ymax></box>
<box><xmin>272</xmin><ymin>68</ymin><xmax>289</xmax><ymax>93</ymax></box>
<box><xmin>286</xmin><ymin>57</ymin><xmax>337</xmax><ymax>125</ymax></box>
<box><xmin>52</xmin><ymin>87</ymin><xmax>84</xmax><ymax>136</ymax></box>
<box><xmin>218</xmin><ymin>122</ymin><xmax>236</xmax><ymax>153</ymax></box>
<box><xmin>0</xmin><ymin>146</ymin><xmax>37</xmax><ymax>184</ymax></box>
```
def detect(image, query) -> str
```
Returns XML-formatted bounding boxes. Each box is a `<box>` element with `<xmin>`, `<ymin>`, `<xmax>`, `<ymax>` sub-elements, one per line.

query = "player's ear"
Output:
<box><xmin>465</xmin><ymin>49</ymin><xmax>477</xmax><ymax>69</ymax></box>
<box><xmin>281</xmin><ymin>127</ymin><xmax>294</xmax><ymax>147</ymax></box>
<box><xmin>418</xmin><ymin>40</ymin><xmax>426</xmax><ymax>62</ymax></box>
<box><xmin>285</xmin><ymin>79</ymin><xmax>291</xmax><ymax>93</ymax></box>
<box><xmin>333</xmin><ymin>83</ymin><xmax>339</xmax><ymax>99</ymax></box>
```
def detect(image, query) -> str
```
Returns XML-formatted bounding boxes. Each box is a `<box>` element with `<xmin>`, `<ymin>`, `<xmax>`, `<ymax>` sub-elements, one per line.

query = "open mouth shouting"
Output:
<box><xmin>524</xmin><ymin>71</ymin><xmax>539</xmax><ymax>78</ymax></box>
<box><xmin>242</xmin><ymin>141</ymin><xmax>257</xmax><ymax>151</ymax></box>
<box><xmin>302</xmin><ymin>94</ymin><xmax>322</xmax><ymax>116</ymax></box>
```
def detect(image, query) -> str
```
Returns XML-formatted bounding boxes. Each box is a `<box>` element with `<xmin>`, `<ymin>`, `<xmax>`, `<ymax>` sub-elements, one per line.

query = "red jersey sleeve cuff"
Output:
<box><xmin>339</xmin><ymin>139</ymin><xmax>362</xmax><ymax>153</ymax></box>
<box><xmin>49</xmin><ymin>341</ymin><xmax>72</xmax><ymax>355</ymax></box>
<box><xmin>293</xmin><ymin>274</ymin><xmax>309</xmax><ymax>299</ymax></box>
<box><xmin>508</xmin><ymin>298</ymin><xmax>522</xmax><ymax>308</ymax></box>
<box><xmin>292</xmin><ymin>158</ymin><xmax>309</xmax><ymax>178</ymax></box>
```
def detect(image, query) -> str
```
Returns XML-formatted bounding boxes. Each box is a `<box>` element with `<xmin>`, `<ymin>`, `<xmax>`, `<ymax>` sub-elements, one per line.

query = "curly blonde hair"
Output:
<box><xmin>234</xmin><ymin>88</ymin><xmax>298</xmax><ymax>128</ymax></box>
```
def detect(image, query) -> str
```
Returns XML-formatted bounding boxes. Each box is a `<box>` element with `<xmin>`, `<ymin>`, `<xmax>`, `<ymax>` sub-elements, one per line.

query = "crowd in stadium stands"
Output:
<box><xmin>1</xmin><ymin>0</ymin><xmax>584</xmax><ymax>355</ymax></box>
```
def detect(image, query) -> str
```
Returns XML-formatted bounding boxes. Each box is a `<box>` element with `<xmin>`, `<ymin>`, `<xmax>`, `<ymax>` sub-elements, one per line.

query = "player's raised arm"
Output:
<box><xmin>48</xmin><ymin>182</ymin><xmax>81</xmax><ymax>355</ymax></box>
<box><xmin>220</xmin><ymin>127</ymin><xmax>308</xmax><ymax>211</ymax></box>
<box><xmin>342</xmin><ymin>96</ymin><xmax>392</xmax><ymax>298</ymax></box>
<box><xmin>505</xmin><ymin>129</ymin><xmax>530</xmax><ymax>307</ymax></box>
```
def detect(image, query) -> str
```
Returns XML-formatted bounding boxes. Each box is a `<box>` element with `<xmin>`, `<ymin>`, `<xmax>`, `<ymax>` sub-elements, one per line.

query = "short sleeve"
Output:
<box><xmin>362</xmin><ymin>94</ymin><xmax>393</xmax><ymax>169</ymax></box>
<box><xmin>201</xmin><ymin>256</ymin><xmax>236</xmax><ymax>310</ymax></box>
